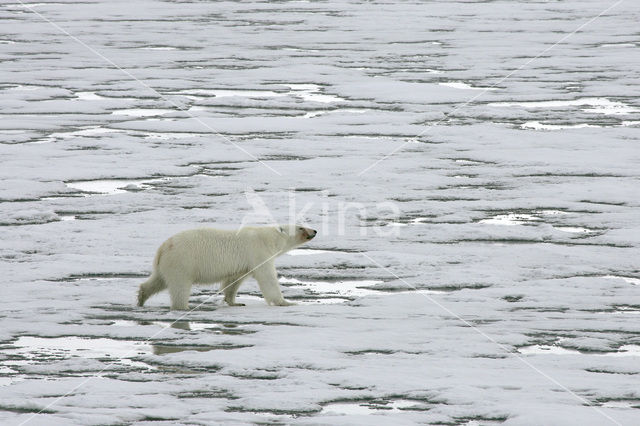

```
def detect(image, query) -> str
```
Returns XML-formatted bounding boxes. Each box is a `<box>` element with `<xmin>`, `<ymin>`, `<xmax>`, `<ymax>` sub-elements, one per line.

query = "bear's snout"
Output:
<box><xmin>304</xmin><ymin>228</ymin><xmax>317</xmax><ymax>240</ymax></box>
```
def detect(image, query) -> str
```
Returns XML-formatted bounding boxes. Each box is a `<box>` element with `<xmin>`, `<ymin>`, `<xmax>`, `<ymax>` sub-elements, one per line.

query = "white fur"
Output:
<box><xmin>137</xmin><ymin>225</ymin><xmax>316</xmax><ymax>310</ymax></box>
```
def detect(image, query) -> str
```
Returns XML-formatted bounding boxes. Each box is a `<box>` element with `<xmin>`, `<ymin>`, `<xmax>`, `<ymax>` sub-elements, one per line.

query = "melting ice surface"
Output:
<box><xmin>140</xmin><ymin>131</ymin><xmax>197</xmax><ymax>140</ymax></box>
<box><xmin>171</xmin><ymin>88</ymin><xmax>287</xmax><ymax>98</ymax></box>
<box><xmin>554</xmin><ymin>226</ymin><xmax>592</xmax><ymax>234</ymax></box>
<box><xmin>602</xmin><ymin>401</ymin><xmax>637</xmax><ymax>409</ymax></box>
<box><xmin>66</xmin><ymin>178</ymin><xmax>168</xmax><ymax>195</ymax></box>
<box><xmin>322</xmin><ymin>399</ymin><xmax>426</xmax><ymax>415</ymax></box>
<box><xmin>168</xmin><ymin>84</ymin><xmax>343</xmax><ymax>103</ymax></box>
<box><xmin>5</xmin><ymin>84</ymin><xmax>43</xmax><ymax>90</ymax></box>
<box><xmin>602</xmin><ymin>275</ymin><xmax>640</xmax><ymax>286</ymax></box>
<box><xmin>7</xmin><ymin>336</ymin><xmax>153</xmax><ymax>370</ymax></box>
<box><xmin>279</xmin><ymin>277</ymin><xmax>445</xmax><ymax>303</ymax></box>
<box><xmin>489</xmin><ymin>97</ymin><xmax>639</xmax><ymax>115</ymax></box>
<box><xmin>287</xmin><ymin>84</ymin><xmax>344</xmax><ymax>103</ymax></box>
<box><xmin>479</xmin><ymin>210</ymin><xmax>595</xmax><ymax>233</ymax></box>
<box><xmin>521</xmin><ymin>122</ymin><xmax>597</xmax><ymax>131</ymax></box>
<box><xmin>439</xmin><ymin>81</ymin><xmax>497</xmax><ymax>91</ymax></box>
<box><xmin>302</xmin><ymin>108</ymin><xmax>369</xmax><ymax>118</ymax></box>
<box><xmin>322</xmin><ymin>399</ymin><xmax>419</xmax><ymax>415</ymax></box>
<box><xmin>287</xmin><ymin>249</ymin><xmax>337</xmax><ymax>256</ymax></box>
<box><xmin>479</xmin><ymin>213</ymin><xmax>540</xmax><ymax>226</ymax></box>
<box><xmin>281</xmin><ymin>277</ymin><xmax>383</xmax><ymax>299</ymax></box>
<box><xmin>518</xmin><ymin>344</ymin><xmax>640</xmax><ymax>357</ymax></box>
<box><xmin>109</xmin><ymin>319</ymin><xmax>251</xmax><ymax>335</ymax></box>
<box><xmin>74</xmin><ymin>92</ymin><xmax>105</xmax><ymax>101</ymax></box>
<box><xmin>32</xmin><ymin>126</ymin><xmax>124</xmax><ymax>144</ymax></box>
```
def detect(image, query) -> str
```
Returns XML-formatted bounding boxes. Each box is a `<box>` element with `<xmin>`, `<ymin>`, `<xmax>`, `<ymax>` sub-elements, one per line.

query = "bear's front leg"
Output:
<box><xmin>252</xmin><ymin>262</ymin><xmax>296</xmax><ymax>306</ymax></box>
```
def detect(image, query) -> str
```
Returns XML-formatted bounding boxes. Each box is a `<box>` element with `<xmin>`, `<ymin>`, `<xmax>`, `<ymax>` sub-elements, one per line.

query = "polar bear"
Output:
<box><xmin>137</xmin><ymin>225</ymin><xmax>317</xmax><ymax>310</ymax></box>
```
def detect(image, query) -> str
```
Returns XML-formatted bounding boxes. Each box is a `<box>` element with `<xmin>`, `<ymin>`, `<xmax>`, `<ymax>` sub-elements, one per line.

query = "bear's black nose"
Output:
<box><xmin>307</xmin><ymin>229</ymin><xmax>317</xmax><ymax>239</ymax></box>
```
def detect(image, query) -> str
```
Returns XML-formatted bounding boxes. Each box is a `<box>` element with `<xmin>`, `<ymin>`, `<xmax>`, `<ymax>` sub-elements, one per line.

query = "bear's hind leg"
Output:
<box><xmin>168</xmin><ymin>281</ymin><xmax>192</xmax><ymax>311</ymax></box>
<box><xmin>223</xmin><ymin>274</ymin><xmax>247</xmax><ymax>306</ymax></box>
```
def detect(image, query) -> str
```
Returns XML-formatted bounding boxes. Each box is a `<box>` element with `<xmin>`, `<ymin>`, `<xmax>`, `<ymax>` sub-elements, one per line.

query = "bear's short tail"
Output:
<box><xmin>137</xmin><ymin>274</ymin><xmax>166</xmax><ymax>307</ymax></box>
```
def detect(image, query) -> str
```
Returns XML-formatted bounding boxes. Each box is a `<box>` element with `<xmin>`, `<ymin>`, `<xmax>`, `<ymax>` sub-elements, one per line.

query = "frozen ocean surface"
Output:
<box><xmin>1</xmin><ymin>0</ymin><xmax>639</xmax><ymax>425</ymax></box>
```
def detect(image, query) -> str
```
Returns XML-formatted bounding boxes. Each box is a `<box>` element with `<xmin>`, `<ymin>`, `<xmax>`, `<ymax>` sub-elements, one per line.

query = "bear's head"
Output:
<box><xmin>278</xmin><ymin>224</ymin><xmax>317</xmax><ymax>250</ymax></box>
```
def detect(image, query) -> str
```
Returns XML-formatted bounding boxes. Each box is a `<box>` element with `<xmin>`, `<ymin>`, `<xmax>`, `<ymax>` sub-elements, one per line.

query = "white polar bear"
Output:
<box><xmin>137</xmin><ymin>224</ymin><xmax>317</xmax><ymax>310</ymax></box>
